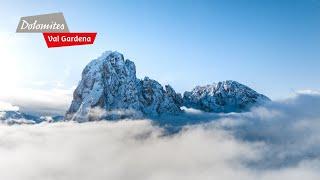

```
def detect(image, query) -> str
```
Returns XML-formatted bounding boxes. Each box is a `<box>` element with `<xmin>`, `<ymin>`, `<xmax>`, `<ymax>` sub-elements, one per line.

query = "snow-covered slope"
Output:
<box><xmin>183</xmin><ymin>80</ymin><xmax>270</xmax><ymax>113</ymax></box>
<box><xmin>65</xmin><ymin>51</ymin><xmax>183</xmax><ymax>122</ymax></box>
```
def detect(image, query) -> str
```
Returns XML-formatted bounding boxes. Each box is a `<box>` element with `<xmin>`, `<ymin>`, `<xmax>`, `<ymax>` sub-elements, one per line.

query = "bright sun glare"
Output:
<box><xmin>0</xmin><ymin>33</ymin><xmax>21</xmax><ymax>95</ymax></box>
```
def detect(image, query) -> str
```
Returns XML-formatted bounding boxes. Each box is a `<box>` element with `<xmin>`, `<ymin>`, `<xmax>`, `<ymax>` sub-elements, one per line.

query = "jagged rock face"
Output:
<box><xmin>66</xmin><ymin>51</ymin><xmax>183</xmax><ymax>121</ymax></box>
<box><xmin>139</xmin><ymin>78</ymin><xmax>183</xmax><ymax>115</ymax></box>
<box><xmin>183</xmin><ymin>80</ymin><xmax>270</xmax><ymax>113</ymax></box>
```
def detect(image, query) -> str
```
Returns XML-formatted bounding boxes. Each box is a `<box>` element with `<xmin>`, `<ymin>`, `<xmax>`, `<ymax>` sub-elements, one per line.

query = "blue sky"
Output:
<box><xmin>1</xmin><ymin>0</ymin><xmax>320</xmax><ymax>104</ymax></box>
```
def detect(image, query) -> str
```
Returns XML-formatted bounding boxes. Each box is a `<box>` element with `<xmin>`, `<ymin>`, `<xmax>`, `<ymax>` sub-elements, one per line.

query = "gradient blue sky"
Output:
<box><xmin>1</xmin><ymin>0</ymin><xmax>320</xmax><ymax>102</ymax></box>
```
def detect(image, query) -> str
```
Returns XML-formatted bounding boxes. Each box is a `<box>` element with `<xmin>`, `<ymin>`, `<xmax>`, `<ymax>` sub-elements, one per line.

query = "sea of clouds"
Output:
<box><xmin>0</xmin><ymin>91</ymin><xmax>320</xmax><ymax>180</ymax></box>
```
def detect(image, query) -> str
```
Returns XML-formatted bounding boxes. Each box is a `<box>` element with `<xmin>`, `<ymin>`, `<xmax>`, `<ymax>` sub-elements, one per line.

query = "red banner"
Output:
<box><xmin>43</xmin><ymin>32</ymin><xmax>97</xmax><ymax>48</ymax></box>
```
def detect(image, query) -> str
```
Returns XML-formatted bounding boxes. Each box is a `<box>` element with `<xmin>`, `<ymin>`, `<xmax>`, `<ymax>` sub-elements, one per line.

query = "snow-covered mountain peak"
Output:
<box><xmin>184</xmin><ymin>80</ymin><xmax>270</xmax><ymax>113</ymax></box>
<box><xmin>98</xmin><ymin>50</ymin><xmax>113</xmax><ymax>59</ymax></box>
<box><xmin>66</xmin><ymin>51</ymin><xmax>182</xmax><ymax>121</ymax></box>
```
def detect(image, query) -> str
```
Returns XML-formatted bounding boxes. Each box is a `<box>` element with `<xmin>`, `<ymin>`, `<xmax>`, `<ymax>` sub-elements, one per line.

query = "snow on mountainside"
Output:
<box><xmin>0</xmin><ymin>111</ymin><xmax>64</xmax><ymax>125</ymax></box>
<box><xmin>183</xmin><ymin>80</ymin><xmax>270</xmax><ymax>113</ymax></box>
<box><xmin>65</xmin><ymin>51</ymin><xmax>183</xmax><ymax>122</ymax></box>
<box><xmin>0</xmin><ymin>111</ymin><xmax>38</xmax><ymax>124</ymax></box>
<box><xmin>66</xmin><ymin>51</ymin><xmax>270</xmax><ymax>122</ymax></box>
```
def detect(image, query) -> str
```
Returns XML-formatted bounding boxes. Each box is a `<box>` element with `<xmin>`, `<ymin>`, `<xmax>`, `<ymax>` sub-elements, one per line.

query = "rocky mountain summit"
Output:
<box><xmin>65</xmin><ymin>51</ymin><xmax>182</xmax><ymax>121</ymax></box>
<box><xmin>66</xmin><ymin>51</ymin><xmax>270</xmax><ymax>121</ymax></box>
<box><xmin>183</xmin><ymin>80</ymin><xmax>270</xmax><ymax>113</ymax></box>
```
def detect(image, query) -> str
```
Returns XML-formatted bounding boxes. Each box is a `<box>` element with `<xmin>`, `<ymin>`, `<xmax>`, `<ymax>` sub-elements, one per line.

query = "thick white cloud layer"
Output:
<box><xmin>0</xmin><ymin>87</ymin><xmax>72</xmax><ymax>115</ymax></box>
<box><xmin>0</xmin><ymin>91</ymin><xmax>320</xmax><ymax>180</ymax></box>
<box><xmin>0</xmin><ymin>101</ymin><xmax>19</xmax><ymax>111</ymax></box>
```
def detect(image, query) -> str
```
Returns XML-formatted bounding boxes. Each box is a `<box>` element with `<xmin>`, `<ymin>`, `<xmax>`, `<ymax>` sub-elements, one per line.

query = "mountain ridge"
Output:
<box><xmin>65</xmin><ymin>51</ymin><xmax>270</xmax><ymax>122</ymax></box>
<box><xmin>0</xmin><ymin>110</ymin><xmax>64</xmax><ymax>124</ymax></box>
